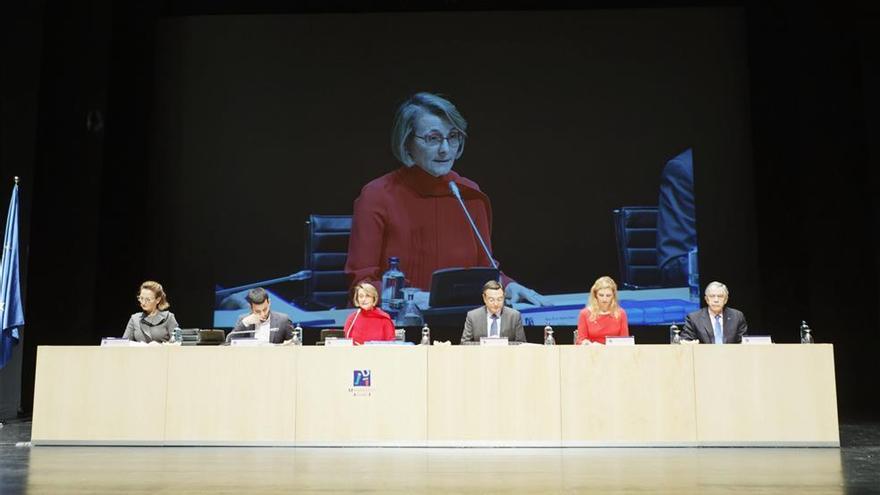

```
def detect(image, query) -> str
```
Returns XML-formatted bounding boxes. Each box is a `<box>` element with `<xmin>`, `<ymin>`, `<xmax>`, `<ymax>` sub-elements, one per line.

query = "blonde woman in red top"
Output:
<box><xmin>343</xmin><ymin>282</ymin><xmax>396</xmax><ymax>345</ymax></box>
<box><xmin>576</xmin><ymin>276</ymin><xmax>629</xmax><ymax>345</ymax></box>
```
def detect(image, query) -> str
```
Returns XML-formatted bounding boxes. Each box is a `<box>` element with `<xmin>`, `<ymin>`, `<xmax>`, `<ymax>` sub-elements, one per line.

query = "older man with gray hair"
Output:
<box><xmin>680</xmin><ymin>281</ymin><xmax>748</xmax><ymax>344</ymax></box>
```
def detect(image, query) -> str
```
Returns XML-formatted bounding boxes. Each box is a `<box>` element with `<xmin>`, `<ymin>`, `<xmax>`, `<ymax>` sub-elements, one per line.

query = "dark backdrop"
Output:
<box><xmin>3</xmin><ymin>1</ymin><xmax>878</xmax><ymax>421</ymax></box>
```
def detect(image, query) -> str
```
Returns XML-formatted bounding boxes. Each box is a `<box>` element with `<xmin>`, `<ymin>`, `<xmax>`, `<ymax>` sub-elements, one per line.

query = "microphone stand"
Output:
<box><xmin>448</xmin><ymin>181</ymin><xmax>498</xmax><ymax>269</ymax></box>
<box><xmin>215</xmin><ymin>270</ymin><xmax>313</xmax><ymax>299</ymax></box>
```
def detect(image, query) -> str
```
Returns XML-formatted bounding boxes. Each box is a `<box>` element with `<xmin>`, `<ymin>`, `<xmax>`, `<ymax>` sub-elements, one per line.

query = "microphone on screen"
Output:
<box><xmin>448</xmin><ymin>181</ymin><xmax>498</xmax><ymax>269</ymax></box>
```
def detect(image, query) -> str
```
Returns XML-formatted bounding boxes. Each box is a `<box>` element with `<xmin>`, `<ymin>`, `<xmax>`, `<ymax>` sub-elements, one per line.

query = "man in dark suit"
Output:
<box><xmin>461</xmin><ymin>280</ymin><xmax>526</xmax><ymax>344</ymax></box>
<box><xmin>230</xmin><ymin>287</ymin><xmax>294</xmax><ymax>344</ymax></box>
<box><xmin>681</xmin><ymin>281</ymin><xmax>748</xmax><ymax>344</ymax></box>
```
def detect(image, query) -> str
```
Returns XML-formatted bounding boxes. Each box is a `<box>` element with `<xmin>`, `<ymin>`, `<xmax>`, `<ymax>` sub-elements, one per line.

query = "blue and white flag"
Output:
<box><xmin>0</xmin><ymin>179</ymin><xmax>24</xmax><ymax>370</ymax></box>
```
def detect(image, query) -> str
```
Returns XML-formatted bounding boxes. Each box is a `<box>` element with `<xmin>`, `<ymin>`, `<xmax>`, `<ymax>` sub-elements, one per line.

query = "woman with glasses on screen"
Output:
<box><xmin>576</xmin><ymin>276</ymin><xmax>629</xmax><ymax>345</ymax></box>
<box><xmin>122</xmin><ymin>280</ymin><xmax>179</xmax><ymax>343</ymax></box>
<box><xmin>344</xmin><ymin>92</ymin><xmax>549</xmax><ymax>306</ymax></box>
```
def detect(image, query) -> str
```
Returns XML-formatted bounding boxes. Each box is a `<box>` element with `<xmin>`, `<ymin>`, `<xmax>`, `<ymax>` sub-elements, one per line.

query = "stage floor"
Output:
<box><xmin>2</xmin><ymin>420</ymin><xmax>878</xmax><ymax>494</ymax></box>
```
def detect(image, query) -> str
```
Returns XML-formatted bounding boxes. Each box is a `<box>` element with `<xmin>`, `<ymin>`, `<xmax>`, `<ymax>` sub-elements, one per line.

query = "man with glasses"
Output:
<box><xmin>461</xmin><ymin>280</ymin><xmax>526</xmax><ymax>344</ymax></box>
<box><xmin>680</xmin><ymin>281</ymin><xmax>748</xmax><ymax>344</ymax></box>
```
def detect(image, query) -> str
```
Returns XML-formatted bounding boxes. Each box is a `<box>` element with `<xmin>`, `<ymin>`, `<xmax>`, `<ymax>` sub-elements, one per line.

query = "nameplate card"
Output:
<box><xmin>230</xmin><ymin>338</ymin><xmax>264</xmax><ymax>347</ymax></box>
<box><xmin>325</xmin><ymin>338</ymin><xmax>354</xmax><ymax>347</ymax></box>
<box><xmin>742</xmin><ymin>335</ymin><xmax>773</xmax><ymax>345</ymax></box>
<box><xmin>480</xmin><ymin>337</ymin><xmax>509</xmax><ymax>346</ymax></box>
<box><xmin>605</xmin><ymin>336</ymin><xmax>635</xmax><ymax>346</ymax></box>
<box><xmin>100</xmin><ymin>338</ymin><xmax>146</xmax><ymax>347</ymax></box>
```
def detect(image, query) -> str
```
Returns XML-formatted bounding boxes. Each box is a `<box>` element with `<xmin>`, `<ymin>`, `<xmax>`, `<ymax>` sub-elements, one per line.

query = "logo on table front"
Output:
<box><xmin>353</xmin><ymin>369</ymin><xmax>371</xmax><ymax>387</ymax></box>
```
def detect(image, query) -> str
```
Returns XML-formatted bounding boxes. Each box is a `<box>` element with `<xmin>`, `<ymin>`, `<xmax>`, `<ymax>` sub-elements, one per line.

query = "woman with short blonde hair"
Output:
<box><xmin>345</xmin><ymin>92</ymin><xmax>549</xmax><ymax>307</ymax></box>
<box><xmin>343</xmin><ymin>282</ymin><xmax>395</xmax><ymax>345</ymax></box>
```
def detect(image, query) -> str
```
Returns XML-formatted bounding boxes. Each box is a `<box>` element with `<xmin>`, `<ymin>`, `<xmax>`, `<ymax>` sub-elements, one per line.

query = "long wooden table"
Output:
<box><xmin>31</xmin><ymin>344</ymin><xmax>839</xmax><ymax>447</ymax></box>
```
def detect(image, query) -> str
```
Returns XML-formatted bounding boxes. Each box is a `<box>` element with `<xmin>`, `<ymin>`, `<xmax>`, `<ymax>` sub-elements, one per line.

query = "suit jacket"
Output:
<box><xmin>656</xmin><ymin>148</ymin><xmax>696</xmax><ymax>287</ymax></box>
<box><xmin>461</xmin><ymin>306</ymin><xmax>526</xmax><ymax>344</ymax></box>
<box><xmin>123</xmin><ymin>310</ymin><xmax>179</xmax><ymax>343</ymax></box>
<box><xmin>681</xmin><ymin>306</ymin><xmax>748</xmax><ymax>344</ymax></box>
<box><xmin>231</xmin><ymin>311</ymin><xmax>294</xmax><ymax>344</ymax></box>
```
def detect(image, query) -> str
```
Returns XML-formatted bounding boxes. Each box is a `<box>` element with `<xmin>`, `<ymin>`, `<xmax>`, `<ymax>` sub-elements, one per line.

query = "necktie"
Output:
<box><xmin>713</xmin><ymin>314</ymin><xmax>723</xmax><ymax>345</ymax></box>
<box><xmin>490</xmin><ymin>314</ymin><xmax>499</xmax><ymax>337</ymax></box>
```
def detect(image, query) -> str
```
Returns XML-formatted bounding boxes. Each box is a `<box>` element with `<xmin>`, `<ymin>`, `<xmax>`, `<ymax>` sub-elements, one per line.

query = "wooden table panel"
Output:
<box><xmin>32</xmin><ymin>346</ymin><xmax>170</xmax><ymax>444</ymax></box>
<box><xmin>693</xmin><ymin>344</ymin><xmax>839</xmax><ymax>445</ymax></box>
<box><xmin>560</xmin><ymin>345</ymin><xmax>697</xmax><ymax>445</ymax></box>
<box><xmin>427</xmin><ymin>345</ymin><xmax>561</xmax><ymax>445</ymax></box>
<box><xmin>295</xmin><ymin>346</ymin><xmax>427</xmax><ymax>445</ymax></box>
<box><xmin>164</xmin><ymin>347</ymin><xmax>297</xmax><ymax>444</ymax></box>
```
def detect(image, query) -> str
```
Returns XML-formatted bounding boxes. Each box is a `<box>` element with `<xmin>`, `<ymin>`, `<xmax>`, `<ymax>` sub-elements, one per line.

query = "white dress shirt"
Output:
<box><xmin>254</xmin><ymin>318</ymin><xmax>271</xmax><ymax>342</ymax></box>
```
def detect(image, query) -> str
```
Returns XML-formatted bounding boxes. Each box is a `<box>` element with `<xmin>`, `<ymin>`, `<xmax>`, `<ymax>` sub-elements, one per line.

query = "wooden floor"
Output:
<box><xmin>1</xmin><ymin>445</ymin><xmax>850</xmax><ymax>494</ymax></box>
<box><xmin>4</xmin><ymin>420</ymin><xmax>878</xmax><ymax>494</ymax></box>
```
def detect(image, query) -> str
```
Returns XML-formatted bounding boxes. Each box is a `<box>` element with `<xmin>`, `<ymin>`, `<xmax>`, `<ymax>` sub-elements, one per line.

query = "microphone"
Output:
<box><xmin>448</xmin><ymin>181</ymin><xmax>498</xmax><ymax>269</ymax></box>
<box><xmin>345</xmin><ymin>308</ymin><xmax>361</xmax><ymax>339</ymax></box>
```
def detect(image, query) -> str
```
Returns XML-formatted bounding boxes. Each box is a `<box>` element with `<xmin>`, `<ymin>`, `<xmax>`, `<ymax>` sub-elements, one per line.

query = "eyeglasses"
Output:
<box><xmin>413</xmin><ymin>130</ymin><xmax>463</xmax><ymax>148</ymax></box>
<box><xmin>137</xmin><ymin>296</ymin><xmax>156</xmax><ymax>303</ymax></box>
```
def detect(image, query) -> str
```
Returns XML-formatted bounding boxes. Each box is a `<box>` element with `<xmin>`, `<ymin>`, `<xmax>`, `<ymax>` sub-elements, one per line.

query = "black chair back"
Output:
<box><xmin>612</xmin><ymin>206</ymin><xmax>661</xmax><ymax>290</ymax></box>
<box><xmin>304</xmin><ymin>215</ymin><xmax>352</xmax><ymax>309</ymax></box>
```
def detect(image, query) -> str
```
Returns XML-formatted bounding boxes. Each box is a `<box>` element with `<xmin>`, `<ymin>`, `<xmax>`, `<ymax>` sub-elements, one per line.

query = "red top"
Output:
<box><xmin>343</xmin><ymin>307</ymin><xmax>395</xmax><ymax>345</ymax></box>
<box><xmin>345</xmin><ymin>166</ymin><xmax>512</xmax><ymax>290</ymax></box>
<box><xmin>576</xmin><ymin>308</ymin><xmax>629</xmax><ymax>344</ymax></box>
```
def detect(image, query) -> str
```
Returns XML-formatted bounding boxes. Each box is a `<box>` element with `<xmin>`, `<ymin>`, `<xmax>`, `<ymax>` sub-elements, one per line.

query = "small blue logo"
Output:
<box><xmin>353</xmin><ymin>369</ymin><xmax>371</xmax><ymax>387</ymax></box>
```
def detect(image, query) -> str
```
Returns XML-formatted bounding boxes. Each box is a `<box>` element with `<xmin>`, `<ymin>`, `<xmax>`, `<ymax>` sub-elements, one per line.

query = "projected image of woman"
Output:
<box><xmin>576</xmin><ymin>276</ymin><xmax>629</xmax><ymax>345</ymax></box>
<box><xmin>122</xmin><ymin>280</ymin><xmax>179</xmax><ymax>343</ymax></box>
<box><xmin>345</xmin><ymin>92</ymin><xmax>549</xmax><ymax>305</ymax></box>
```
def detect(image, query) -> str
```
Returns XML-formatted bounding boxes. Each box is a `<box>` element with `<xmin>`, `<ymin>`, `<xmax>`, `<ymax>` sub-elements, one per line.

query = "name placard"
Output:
<box><xmin>325</xmin><ymin>338</ymin><xmax>354</xmax><ymax>347</ymax></box>
<box><xmin>742</xmin><ymin>335</ymin><xmax>773</xmax><ymax>345</ymax></box>
<box><xmin>480</xmin><ymin>337</ymin><xmax>509</xmax><ymax>346</ymax></box>
<box><xmin>605</xmin><ymin>336</ymin><xmax>635</xmax><ymax>346</ymax></box>
<box><xmin>100</xmin><ymin>338</ymin><xmax>146</xmax><ymax>347</ymax></box>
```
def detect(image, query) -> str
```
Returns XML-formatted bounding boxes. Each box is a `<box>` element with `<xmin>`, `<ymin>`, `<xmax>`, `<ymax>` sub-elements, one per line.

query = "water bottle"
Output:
<box><xmin>293</xmin><ymin>323</ymin><xmax>303</xmax><ymax>346</ymax></box>
<box><xmin>573</xmin><ymin>328</ymin><xmax>579</xmax><ymax>345</ymax></box>
<box><xmin>419</xmin><ymin>324</ymin><xmax>431</xmax><ymax>345</ymax></box>
<box><xmin>687</xmin><ymin>247</ymin><xmax>700</xmax><ymax>303</ymax></box>
<box><xmin>670</xmin><ymin>324</ymin><xmax>681</xmax><ymax>344</ymax></box>
<box><xmin>800</xmin><ymin>321</ymin><xmax>814</xmax><ymax>344</ymax></box>
<box><xmin>397</xmin><ymin>288</ymin><xmax>424</xmax><ymax>327</ymax></box>
<box><xmin>381</xmin><ymin>256</ymin><xmax>405</xmax><ymax>311</ymax></box>
<box><xmin>544</xmin><ymin>325</ymin><xmax>555</xmax><ymax>345</ymax></box>
<box><xmin>172</xmin><ymin>327</ymin><xmax>182</xmax><ymax>344</ymax></box>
